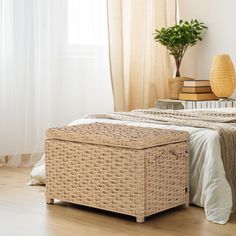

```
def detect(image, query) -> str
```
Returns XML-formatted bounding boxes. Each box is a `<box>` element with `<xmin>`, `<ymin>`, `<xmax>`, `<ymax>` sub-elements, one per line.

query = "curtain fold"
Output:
<box><xmin>0</xmin><ymin>0</ymin><xmax>113</xmax><ymax>160</ymax></box>
<box><xmin>107</xmin><ymin>0</ymin><xmax>176</xmax><ymax>111</ymax></box>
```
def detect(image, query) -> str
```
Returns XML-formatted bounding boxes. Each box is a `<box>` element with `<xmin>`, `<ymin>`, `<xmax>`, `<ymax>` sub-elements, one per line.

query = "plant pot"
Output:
<box><xmin>168</xmin><ymin>77</ymin><xmax>193</xmax><ymax>100</ymax></box>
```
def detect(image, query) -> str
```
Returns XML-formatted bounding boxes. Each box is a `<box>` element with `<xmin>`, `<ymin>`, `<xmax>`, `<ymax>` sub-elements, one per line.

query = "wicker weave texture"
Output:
<box><xmin>46</xmin><ymin>140</ymin><xmax>146</xmax><ymax>217</ymax></box>
<box><xmin>145</xmin><ymin>142</ymin><xmax>188</xmax><ymax>216</ymax></box>
<box><xmin>46</xmin><ymin>122</ymin><xmax>189</xmax><ymax>149</ymax></box>
<box><xmin>45</xmin><ymin>123</ymin><xmax>189</xmax><ymax>222</ymax></box>
<box><xmin>168</xmin><ymin>77</ymin><xmax>194</xmax><ymax>99</ymax></box>
<box><xmin>210</xmin><ymin>54</ymin><xmax>236</xmax><ymax>98</ymax></box>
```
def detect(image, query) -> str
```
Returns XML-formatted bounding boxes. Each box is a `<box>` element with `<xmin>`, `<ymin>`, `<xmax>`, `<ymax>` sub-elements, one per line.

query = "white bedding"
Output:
<box><xmin>31</xmin><ymin>108</ymin><xmax>236</xmax><ymax>224</ymax></box>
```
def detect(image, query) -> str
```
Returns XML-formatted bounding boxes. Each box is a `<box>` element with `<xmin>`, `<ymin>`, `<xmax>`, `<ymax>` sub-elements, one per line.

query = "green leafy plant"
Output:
<box><xmin>154</xmin><ymin>19</ymin><xmax>207</xmax><ymax>77</ymax></box>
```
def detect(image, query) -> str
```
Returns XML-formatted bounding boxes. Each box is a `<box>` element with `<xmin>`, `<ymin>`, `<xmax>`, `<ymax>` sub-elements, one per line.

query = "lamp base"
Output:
<box><xmin>218</xmin><ymin>98</ymin><xmax>235</xmax><ymax>101</ymax></box>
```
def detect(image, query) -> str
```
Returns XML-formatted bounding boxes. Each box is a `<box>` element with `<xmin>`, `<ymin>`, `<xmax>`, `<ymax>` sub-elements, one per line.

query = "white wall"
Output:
<box><xmin>179</xmin><ymin>0</ymin><xmax>236</xmax><ymax>97</ymax></box>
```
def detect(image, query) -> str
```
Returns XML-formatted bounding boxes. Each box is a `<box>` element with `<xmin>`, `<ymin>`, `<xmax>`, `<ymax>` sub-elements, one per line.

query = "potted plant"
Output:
<box><xmin>154</xmin><ymin>19</ymin><xmax>207</xmax><ymax>99</ymax></box>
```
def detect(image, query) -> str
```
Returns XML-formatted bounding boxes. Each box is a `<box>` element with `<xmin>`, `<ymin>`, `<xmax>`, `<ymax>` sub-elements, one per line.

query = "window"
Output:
<box><xmin>67</xmin><ymin>0</ymin><xmax>108</xmax><ymax>46</ymax></box>
<box><xmin>0</xmin><ymin>0</ymin><xmax>13</xmax><ymax>56</ymax></box>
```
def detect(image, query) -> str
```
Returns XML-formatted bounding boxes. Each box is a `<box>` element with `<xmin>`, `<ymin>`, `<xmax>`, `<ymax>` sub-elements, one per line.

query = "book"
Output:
<box><xmin>182</xmin><ymin>86</ymin><xmax>212</xmax><ymax>93</ymax></box>
<box><xmin>184</xmin><ymin>80</ymin><xmax>210</xmax><ymax>87</ymax></box>
<box><xmin>179</xmin><ymin>92</ymin><xmax>218</xmax><ymax>101</ymax></box>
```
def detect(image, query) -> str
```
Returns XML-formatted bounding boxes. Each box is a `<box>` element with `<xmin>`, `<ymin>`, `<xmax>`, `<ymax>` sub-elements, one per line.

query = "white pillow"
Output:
<box><xmin>29</xmin><ymin>154</ymin><xmax>46</xmax><ymax>185</ymax></box>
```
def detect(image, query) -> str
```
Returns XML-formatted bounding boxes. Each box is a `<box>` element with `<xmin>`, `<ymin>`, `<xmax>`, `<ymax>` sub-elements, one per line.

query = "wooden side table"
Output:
<box><xmin>156</xmin><ymin>99</ymin><xmax>236</xmax><ymax>110</ymax></box>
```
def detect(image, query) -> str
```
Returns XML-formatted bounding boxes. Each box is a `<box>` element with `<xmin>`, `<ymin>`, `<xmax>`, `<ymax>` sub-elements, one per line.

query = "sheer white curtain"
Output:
<box><xmin>0</xmin><ymin>0</ymin><xmax>113</xmax><ymax>158</ymax></box>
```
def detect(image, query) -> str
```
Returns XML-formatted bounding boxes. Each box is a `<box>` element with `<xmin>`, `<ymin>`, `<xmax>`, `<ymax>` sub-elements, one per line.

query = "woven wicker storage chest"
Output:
<box><xmin>45</xmin><ymin>122</ymin><xmax>189</xmax><ymax>223</ymax></box>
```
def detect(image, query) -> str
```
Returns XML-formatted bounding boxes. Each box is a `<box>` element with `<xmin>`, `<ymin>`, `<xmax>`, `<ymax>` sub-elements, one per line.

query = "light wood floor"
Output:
<box><xmin>0</xmin><ymin>168</ymin><xmax>236</xmax><ymax>236</ymax></box>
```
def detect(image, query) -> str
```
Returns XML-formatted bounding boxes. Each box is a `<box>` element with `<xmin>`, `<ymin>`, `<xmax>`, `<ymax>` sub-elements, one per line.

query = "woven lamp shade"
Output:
<box><xmin>210</xmin><ymin>54</ymin><xmax>236</xmax><ymax>98</ymax></box>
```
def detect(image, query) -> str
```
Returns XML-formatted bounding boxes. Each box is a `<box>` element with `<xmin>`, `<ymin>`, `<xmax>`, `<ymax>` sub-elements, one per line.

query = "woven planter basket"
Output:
<box><xmin>45</xmin><ymin>122</ymin><xmax>189</xmax><ymax>223</ymax></box>
<box><xmin>210</xmin><ymin>54</ymin><xmax>236</xmax><ymax>98</ymax></box>
<box><xmin>168</xmin><ymin>77</ymin><xmax>193</xmax><ymax>99</ymax></box>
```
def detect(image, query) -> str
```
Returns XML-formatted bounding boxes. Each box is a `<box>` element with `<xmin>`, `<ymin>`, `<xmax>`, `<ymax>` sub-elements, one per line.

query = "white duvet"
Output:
<box><xmin>31</xmin><ymin>108</ymin><xmax>235</xmax><ymax>224</ymax></box>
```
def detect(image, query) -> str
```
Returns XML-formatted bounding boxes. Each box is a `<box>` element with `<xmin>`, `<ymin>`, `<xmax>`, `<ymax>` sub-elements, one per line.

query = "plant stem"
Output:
<box><xmin>175</xmin><ymin>58</ymin><xmax>181</xmax><ymax>77</ymax></box>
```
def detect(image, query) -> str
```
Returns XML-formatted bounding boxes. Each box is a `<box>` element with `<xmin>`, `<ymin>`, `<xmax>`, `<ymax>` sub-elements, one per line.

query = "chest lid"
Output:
<box><xmin>46</xmin><ymin>122</ymin><xmax>189</xmax><ymax>150</ymax></box>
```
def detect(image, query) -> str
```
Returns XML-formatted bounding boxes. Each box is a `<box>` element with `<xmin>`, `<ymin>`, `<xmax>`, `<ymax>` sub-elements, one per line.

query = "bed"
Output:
<box><xmin>31</xmin><ymin>108</ymin><xmax>236</xmax><ymax>225</ymax></box>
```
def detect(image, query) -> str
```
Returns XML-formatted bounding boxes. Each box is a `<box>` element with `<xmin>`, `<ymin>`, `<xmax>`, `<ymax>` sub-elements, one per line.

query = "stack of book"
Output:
<box><xmin>179</xmin><ymin>80</ymin><xmax>218</xmax><ymax>101</ymax></box>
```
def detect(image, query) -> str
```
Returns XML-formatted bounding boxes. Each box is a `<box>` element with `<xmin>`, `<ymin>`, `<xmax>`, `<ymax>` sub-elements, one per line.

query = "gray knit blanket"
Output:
<box><xmin>87</xmin><ymin>108</ymin><xmax>236</xmax><ymax>212</ymax></box>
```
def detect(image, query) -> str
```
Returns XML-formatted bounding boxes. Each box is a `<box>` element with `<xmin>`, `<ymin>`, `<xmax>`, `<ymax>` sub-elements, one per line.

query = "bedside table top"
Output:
<box><xmin>157</xmin><ymin>99</ymin><xmax>184</xmax><ymax>103</ymax></box>
<box><xmin>156</xmin><ymin>99</ymin><xmax>236</xmax><ymax>110</ymax></box>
